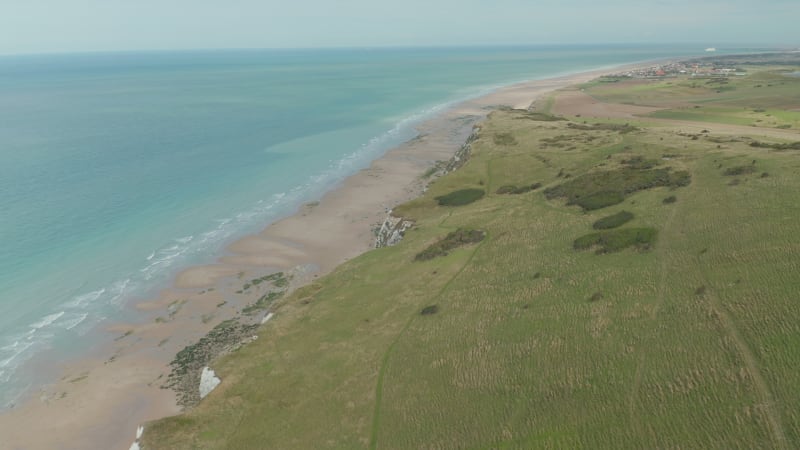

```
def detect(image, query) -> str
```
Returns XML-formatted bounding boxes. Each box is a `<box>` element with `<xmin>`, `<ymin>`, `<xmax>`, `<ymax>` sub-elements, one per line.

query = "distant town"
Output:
<box><xmin>608</xmin><ymin>61</ymin><xmax>747</xmax><ymax>79</ymax></box>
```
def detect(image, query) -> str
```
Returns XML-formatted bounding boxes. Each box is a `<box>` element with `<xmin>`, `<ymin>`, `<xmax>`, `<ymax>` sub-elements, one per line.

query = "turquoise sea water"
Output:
<box><xmin>0</xmin><ymin>45</ymin><xmax>756</xmax><ymax>407</ymax></box>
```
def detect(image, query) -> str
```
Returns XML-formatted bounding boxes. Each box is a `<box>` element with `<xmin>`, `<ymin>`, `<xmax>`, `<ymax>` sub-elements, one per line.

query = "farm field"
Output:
<box><xmin>579</xmin><ymin>67</ymin><xmax>800</xmax><ymax>130</ymax></box>
<box><xmin>144</xmin><ymin>61</ymin><xmax>800</xmax><ymax>449</ymax></box>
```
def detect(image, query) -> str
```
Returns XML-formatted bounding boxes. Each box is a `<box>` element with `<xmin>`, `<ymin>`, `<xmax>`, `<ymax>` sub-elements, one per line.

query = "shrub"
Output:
<box><xmin>496</xmin><ymin>185</ymin><xmax>517</xmax><ymax>194</ymax></box>
<box><xmin>695</xmin><ymin>286</ymin><xmax>706</xmax><ymax>296</ymax></box>
<box><xmin>663</xmin><ymin>195</ymin><xmax>677</xmax><ymax>204</ymax></box>
<box><xmin>544</xmin><ymin>167</ymin><xmax>691</xmax><ymax>211</ymax></box>
<box><xmin>516</xmin><ymin>112</ymin><xmax>567</xmax><ymax>121</ymax></box>
<box><xmin>420</xmin><ymin>305</ymin><xmax>439</xmax><ymax>315</ymax></box>
<box><xmin>750</xmin><ymin>140</ymin><xmax>800</xmax><ymax>150</ymax></box>
<box><xmin>435</xmin><ymin>189</ymin><xmax>485</xmax><ymax>206</ymax></box>
<box><xmin>575</xmin><ymin>191</ymin><xmax>626</xmax><ymax>210</ymax></box>
<box><xmin>573</xmin><ymin>227</ymin><xmax>657</xmax><ymax>253</ymax></box>
<box><xmin>497</xmin><ymin>183</ymin><xmax>542</xmax><ymax>195</ymax></box>
<box><xmin>415</xmin><ymin>229</ymin><xmax>486</xmax><ymax>261</ymax></box>
<box><xmin>622</xmin><ymin>155</ymin><xmax>659</xmax><ymax>170</ymax></box>
<box><xmin>669</xmin><ymin>171</ymin><xmax>692</xmax><ymax>187</ymax></box>
<box><xmin>723</xmin><ymin>165</ymin><xmax>756</xmax><ymax>176</ymax></box>
<box><xmin>493</xmin><ymin>132</ymin><xmax>517</xmax><ymax>146</ymax></box>
<box><xmin>567</xmin><ymin>122</ymin><xmax>639</xmax><ymax>134</ymax></box>
<box><xmin>512</xmin><ymin>185</ymin><xmax>532</xmax><ymax>194</ymax></box>
<box><xmin>589</xmin><ymin>292</ymin><xmax>604</xmax><ymax>302</ymax></box>
<box><xmin>592</xmin><ymin>211</ymin><xmax>634</xmax><ymax>230</ymax></box>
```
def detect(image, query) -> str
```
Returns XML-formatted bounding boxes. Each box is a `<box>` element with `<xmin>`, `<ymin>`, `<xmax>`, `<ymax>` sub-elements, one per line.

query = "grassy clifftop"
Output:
<box><xmin>144</xmin><ymin>63</ymin><xmax>800</xmax><ymax>449</ymax></box>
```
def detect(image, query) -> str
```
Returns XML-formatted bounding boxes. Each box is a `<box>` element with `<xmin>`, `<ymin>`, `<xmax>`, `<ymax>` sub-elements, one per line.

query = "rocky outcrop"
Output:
<box><xmin>375</xmin><ymin>213</ymin><xmax>414</xmax><ymax>248</ymax></box>
<box><xmin>164</xmin><ymin>319</ymin><xmax>258</xmax><ymax>408</ymax></box>
<box><xmin>442</xmin><ymin>127</ymin><xmax>480</xmax><ymax>174</ymax></box>
<box><xmin>374</xmin><ymin>127</ymin><xmax>481</xmax><ymax>249</ymax></box>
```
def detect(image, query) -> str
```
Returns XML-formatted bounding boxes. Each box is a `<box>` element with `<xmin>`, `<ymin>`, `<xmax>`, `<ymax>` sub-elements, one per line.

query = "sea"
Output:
<box><xmin>0</xmin><ymin>44</ymin><xmax>759</xmax><ymax>407</ymax></box>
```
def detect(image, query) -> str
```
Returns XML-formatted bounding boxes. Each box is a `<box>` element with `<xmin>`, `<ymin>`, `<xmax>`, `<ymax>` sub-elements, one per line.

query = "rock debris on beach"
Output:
<box><xmin>128</xmin><ymin>426</ymin><xmax>143</xmax><ymax>450</ymax></box>
<box><xmin>374</xmin><ymin>213</ymin><xmax>414</xmax><ymax>248</ymax></box>
<box><xmin>164</xmin><ymin>319</ymin><xmax>258</xmax><ymax>408</ymax></box>
<box><xmin>199</xmin><ymin>367</ymin><xmax>221</xmax><ymax>399</ymax></box>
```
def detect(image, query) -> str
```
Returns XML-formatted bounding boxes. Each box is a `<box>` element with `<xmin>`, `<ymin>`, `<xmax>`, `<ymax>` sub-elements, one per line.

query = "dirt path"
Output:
<box><xmin>701</xmin><ymin>282</ymin><xmax>788</xmax><ymax>449</ymax></box>
<box><xmin>553</xmin><ymin>87</ymin><xmax>792</xmax><ymax>445</ymax></box>
<box><xmin>627</xmin><ymin>194</ymin><xmax>681</xmax><ymax>437</ymax></box>
<box><xmin>626</xmin><ymin>157</ymin><xmax>787</xmax><ymax>447</ymax></box>
<box><xmin>368</xmin><ymin>234</ymin><xmax>489</xmax><ymax>450</ymax></box>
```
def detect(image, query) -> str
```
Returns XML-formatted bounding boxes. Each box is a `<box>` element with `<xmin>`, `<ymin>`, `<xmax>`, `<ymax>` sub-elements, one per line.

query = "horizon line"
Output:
<box><xmin>1</xmin><ymin>42</ymin><xmax>797</xmax><ymax>58</ymax></box>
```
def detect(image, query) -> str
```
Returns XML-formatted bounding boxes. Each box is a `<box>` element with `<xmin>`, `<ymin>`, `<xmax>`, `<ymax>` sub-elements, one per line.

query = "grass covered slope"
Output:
<box><xmin>144</xmin><ymin>68</ymin><xmax>800</xmax><ymax>449</ymax></box>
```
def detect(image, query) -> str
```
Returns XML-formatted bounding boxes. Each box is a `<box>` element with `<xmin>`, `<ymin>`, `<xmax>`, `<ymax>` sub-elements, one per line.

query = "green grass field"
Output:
<box><xmin>143</xmin><ymin>65</ymin><xmax>800</xmax><ymax>449</ymax></box>
<box><xmin>585</xmin><ymin>69</ymin><xmax>800</xmax><ymax>129</ymax></box>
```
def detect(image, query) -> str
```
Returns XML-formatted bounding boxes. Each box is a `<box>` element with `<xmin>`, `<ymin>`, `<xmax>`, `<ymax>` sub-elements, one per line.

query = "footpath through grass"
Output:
<box><xmin>143</xmin><ymin>64</ymin><xmax>800</xmax><ymax>449</ymax></box>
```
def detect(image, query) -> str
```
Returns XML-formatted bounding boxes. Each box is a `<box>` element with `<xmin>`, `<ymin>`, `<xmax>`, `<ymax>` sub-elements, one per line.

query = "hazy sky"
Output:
<box><xmin>1</xmin><ymin>0</ymin><xmax>798</xmax><ymax>55</ymax></box>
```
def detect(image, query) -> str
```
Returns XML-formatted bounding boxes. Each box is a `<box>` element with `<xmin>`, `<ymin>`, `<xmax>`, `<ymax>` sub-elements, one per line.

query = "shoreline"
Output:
<box><xmin>0</xmin><ymin>60</ymin><xmax>672</xmax><ymax>449</ymax></box>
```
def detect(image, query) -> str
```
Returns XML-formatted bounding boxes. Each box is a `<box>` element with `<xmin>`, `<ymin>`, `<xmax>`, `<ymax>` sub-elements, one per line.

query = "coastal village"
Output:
<box><xmin>607</xmin><ymin>60</ymin><xmax>747</xmax><ymax>79</ymax></box>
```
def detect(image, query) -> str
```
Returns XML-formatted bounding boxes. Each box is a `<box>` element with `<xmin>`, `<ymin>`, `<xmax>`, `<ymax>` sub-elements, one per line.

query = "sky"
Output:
<box><xmin>1</xmin><ymin>0</ymin><xmax>798</xmax><ymax>55</ymax></box>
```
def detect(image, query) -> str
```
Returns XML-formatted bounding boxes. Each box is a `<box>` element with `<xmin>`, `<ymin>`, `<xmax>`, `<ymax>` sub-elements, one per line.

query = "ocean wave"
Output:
<box><xmin>29</xmin><ymin>311</ymin><xmax>65</xmax><ymax>330</ymax></box>
<box><xmin>0</xmin><ymin>340</ymin><xmax>34</xmax><ymax>371</ymax></box>
<box><xmin>64</xmin><ymin>287</ymin><xmax>106</xmax><ymax>309</ymax></box>
<box><xmin>107</xmin><ymin>279</ymin><xmax>132</xmax><ymax>305</ymax></box>
<box><xmin>62</xmin><ymin>313</ymin><xmax>89</xmax><ymax>331</ymax></box>
<box><xmin>175</xmin><ymin>235</ymin><xmax>194</xmax><ymax>244</ymax></box>
<box><xmin>0</xmin><ymin>98</ymin><xmax>458</xmax><ymax>410</ymax></box>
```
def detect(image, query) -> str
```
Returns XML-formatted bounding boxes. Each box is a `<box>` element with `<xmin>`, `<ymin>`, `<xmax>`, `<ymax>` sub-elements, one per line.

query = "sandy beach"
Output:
<box><xmin>0</xmin><ymin>63</ymin><xmax>654</xmax><ymax>450</ymax></box>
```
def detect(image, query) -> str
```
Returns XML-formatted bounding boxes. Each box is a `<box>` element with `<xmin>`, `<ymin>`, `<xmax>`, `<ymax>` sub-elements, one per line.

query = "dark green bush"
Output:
<box><xmin>435</xmin><ymin>189</ymin><xmax>485</xmax><ymax>206</ymax></box>
<box><xmin>592</xmin><ymin>211</ymin><xmax>634</xmax><ymax>229</ymax></box>
<box><xmin>516</xmin><ymin>112</ymin><xmax>567</xmax><ymax>121</ymax></box>
<box><xmin>544</xmin><ymin>167</ymin><xmax>691</xmax><ymax>211</ymax></box>
<box><xmin>723</xmin><ymin>165</ymin><xmax>756</xmax><ymax>176</ymax></box>
<box><xmin>694</xmin><ymin>286</ymin><xmax>706</xmax><ymax>296</ymax></box>
<box><xmin>567</xmin><ymin>122</ymin><xmax>639</xmax><ymax>134</ymax></box>
<box><xmin>663</xmin><ymin>195</ymin><xmax>677</xmax><ymax>204</ymax></box>
<box><xmin>575</xmin><ymin>191</ymin><xmax>626</xmax><ymax>210</ymax></box>
<box><xmin>415</xmin><ymin>229</ymin><xmax>486</xmax><ymax>261</ymax></box>
<box><xmin>573</xmin><ymin>227</ymin><xmax>657</xmax><ymax>253</ymax></box>
<box><xmin>497</xmin><ymin>183</ymin><xmax>542</xmax><ymax>195</ymax></box>
<box><xmin>512</xmin><ymin>186</ymin><xmax>530</xmax><ymax>194</ymax></box>
<box><xmin>750</xmin><ymin>140</ymin><xmax>800</xmax><ymax>150</ymax></box>
<box><xmin>420</xmin><ymin>305</ymin><xmax>439</xmax><ymax>315</ymax></box>
<box><xmin>493</xmin><ymin>132</ymin><xmax>517</xmax><ymax>146</ymax></box>
<box><xmin>496</xmin><ymin>185</ymin><xmax>517</xmax><ymax>194</ymax></box>
<box><xmin>621</xmin><ymin>155</ymin><xmax>659</xmax><ymax>169</ymax></box>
